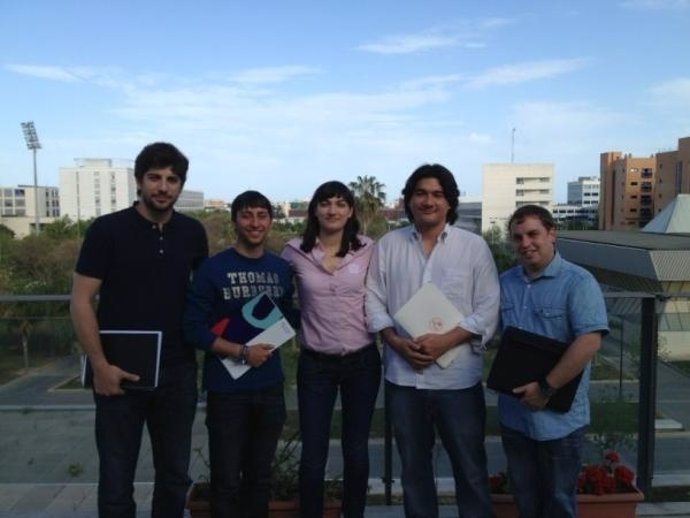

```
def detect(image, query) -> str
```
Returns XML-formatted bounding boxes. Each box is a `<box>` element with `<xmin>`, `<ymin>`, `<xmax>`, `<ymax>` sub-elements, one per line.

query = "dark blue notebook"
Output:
<box><xmin>81</xmin><ymin>330</ymin><xmax>162</xmax><ymax>390</ymax></box>
<box><xmin>487</xmin><ymin>326</ymin><xmax>583</xmax><ymax>413</ymax></box>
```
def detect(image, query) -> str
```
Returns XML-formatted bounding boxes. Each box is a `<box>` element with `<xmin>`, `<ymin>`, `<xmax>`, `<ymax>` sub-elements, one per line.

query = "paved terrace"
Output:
<box><xmin>1</xmin><ymin>356</ymin><xmax>689</xmax><ymax>517</ymax></box>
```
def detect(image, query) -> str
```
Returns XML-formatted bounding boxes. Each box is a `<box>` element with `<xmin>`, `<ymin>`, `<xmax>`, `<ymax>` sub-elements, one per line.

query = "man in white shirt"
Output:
<box><xmin>366</xmin><ymin>163</ymin><xmax>500</xmax><ymax>518</ymax></box>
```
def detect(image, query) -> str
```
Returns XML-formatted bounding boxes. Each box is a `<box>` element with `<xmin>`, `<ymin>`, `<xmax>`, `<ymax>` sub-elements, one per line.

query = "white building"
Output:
<box><xmin>456</xmin><ymin>196</ymin><xmax>482</xmax><ymax>234</ymax></box>
<box><xmin>481</xmin><ymin>163</ymin><xmax>554</xmax><ymax>234</ymax></box>
<box><xmin>1</xmin><ymin>185</ymin><xmax>59</xmax><ymax>218</ymax></box>
<box><xmin>59</xmin><ymin>158</ymin><xmax>205</xmax><ymax>220</ymax></box>
<box><xmin>0</xmin><ymin>185</ymin><xmax>60</xmax><ymax>237</ymax></box>
<box><xmin>59</xmin><ymin>159</ymin><xmax>137</xmax><ymax>221</ymax></box>
<box><xmin>550</xmin><ymin>203</ymin><xmax>599</xmax><ymax>227</ymax></box>
<box><xmin>176</xmin><ymin>190</ymin><xmax>204</xmax><ymax>212</ymax></box>
<box><xmin>567</xmin><ymin>176</ymin><xmax>600</xmax><ymax>206</ymax></box>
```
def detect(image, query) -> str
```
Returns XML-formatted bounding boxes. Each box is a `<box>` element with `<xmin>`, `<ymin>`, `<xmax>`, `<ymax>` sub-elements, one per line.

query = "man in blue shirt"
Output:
<box><xmin>497</xmin><ymin>205</ymin><xmax>609</xmax><ymax>518</ymax></box>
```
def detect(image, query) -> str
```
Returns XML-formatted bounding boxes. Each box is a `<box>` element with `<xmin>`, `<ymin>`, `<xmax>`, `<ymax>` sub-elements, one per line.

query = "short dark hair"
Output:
<box><xmin>134</xmin><ymin>142</ymin><xmax>189</xmax><ymax>184</ymax></box>
<box><xmin>300</xmin><ymin>181</ymin><xmax>363</xmax><ymax>257</ymax></box>
<box><xmin>230</xmin><ymin>190</ymin><xmax>273</xmax><ymax>222</ymax></box>
<box><xmin>402</xmin><ymin>164</ymin><xmax>459</xmax><ymax>224</ymax></box>
<box><xmin>508</xmin><ymin>204</ymin><xmax>555</xmax><ymax>231</ymax></box>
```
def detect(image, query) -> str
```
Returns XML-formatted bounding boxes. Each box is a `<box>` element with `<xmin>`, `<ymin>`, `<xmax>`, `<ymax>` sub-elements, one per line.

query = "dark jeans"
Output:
<box><xmin>297</xmin><ymin>344</ymin><xmax>381</xmax><ymax>518</ymax></box>
<box><xmin>94</xmin><ymin>362</ymin><xmax>197</xmax><ymax>518</ymax></box>
<box><xmin>387</xmin><ymin>381</ymin><xmax>494</xmax><ymax>518</ymax></box>
<box><xmin>501</xmin><ymin>425</ymin><xmax>585</xmax><ymax>518</ymax></box>
<box><xmin>206</xmin><ymin>384</ymin><xmax>286</xmax><ymax>518</ymax></box>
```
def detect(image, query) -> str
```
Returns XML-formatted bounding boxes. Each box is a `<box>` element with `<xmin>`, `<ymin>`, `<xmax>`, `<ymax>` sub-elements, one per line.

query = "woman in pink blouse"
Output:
<box><xmin>281</xmin><ymin>181</ymin><xmax>381</xmax><ymax>518</ymax></box>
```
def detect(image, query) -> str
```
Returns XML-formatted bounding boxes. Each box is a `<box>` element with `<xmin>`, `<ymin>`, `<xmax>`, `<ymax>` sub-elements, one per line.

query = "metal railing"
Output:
<box><xmin>1</xmin><ymin>292</ymin><xmax>689</xmax><ymax>501</ymax></box>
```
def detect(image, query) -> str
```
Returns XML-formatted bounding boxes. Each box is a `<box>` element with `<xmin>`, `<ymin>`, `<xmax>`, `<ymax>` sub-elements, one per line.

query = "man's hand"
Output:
<box><xmin>245</xmin><ymin>344</ymin><xmax>274</xmax><ymax>368</ymax></box>
<box><xmin>93</xmin><ymin>363</ymin><xmax>140</xmax><ymax>396</ymax></box>
<box><xmin>414</xmin><ymin>333</ymin><xmax>454</xmax><ymax>360</ymax></box>
<box><xmin>391</xmin><ymin>334</ymin><xmax>434</xmax><ymax>370</ymax></box>
<box><xmin>513</xmin><ymin>381</ymin><xmax>549</xmax><ymax>411</ymax></box>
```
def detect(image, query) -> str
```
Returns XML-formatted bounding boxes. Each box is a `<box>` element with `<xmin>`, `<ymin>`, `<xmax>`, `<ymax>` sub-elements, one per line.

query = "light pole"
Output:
<box><xmin>21</xmin><ymin>121</ymin><xmax>42</xmax><ymax>234</ymax></box>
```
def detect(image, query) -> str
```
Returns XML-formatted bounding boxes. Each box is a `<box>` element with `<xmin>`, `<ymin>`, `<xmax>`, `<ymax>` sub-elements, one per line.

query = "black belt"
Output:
<box><xmin>301</xmin><ymin>343</ymin><xmax>376</xmax><ymax>361</ymax></box>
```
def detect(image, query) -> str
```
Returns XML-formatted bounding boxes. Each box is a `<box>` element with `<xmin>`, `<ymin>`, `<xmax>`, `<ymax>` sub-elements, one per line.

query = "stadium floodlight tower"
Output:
<box><xmin>20</xmin><ymin>121</ymin><xmax>42</xmax><ymax>234</ymax></box>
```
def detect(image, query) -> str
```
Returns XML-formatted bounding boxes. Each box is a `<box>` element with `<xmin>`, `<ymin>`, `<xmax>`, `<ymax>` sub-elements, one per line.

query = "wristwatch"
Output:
<box><xmin>538</xmin><ymin>377</ymin><xmax>557</xmax><ymax>399</ymax></box>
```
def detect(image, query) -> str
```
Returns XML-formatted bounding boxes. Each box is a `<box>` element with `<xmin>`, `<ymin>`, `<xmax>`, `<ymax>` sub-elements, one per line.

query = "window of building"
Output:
<box><xmin>630</xmin><ymin>182</ymin><xmax>638</xmax><ymax>186</ymax></box>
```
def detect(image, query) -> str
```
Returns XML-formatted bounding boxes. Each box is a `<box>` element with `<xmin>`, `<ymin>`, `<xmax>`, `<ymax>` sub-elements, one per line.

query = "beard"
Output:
<box><xmin>140</xmin><ymin>192</ymin><xmax>176</xmax><ymax>213</ymax></box>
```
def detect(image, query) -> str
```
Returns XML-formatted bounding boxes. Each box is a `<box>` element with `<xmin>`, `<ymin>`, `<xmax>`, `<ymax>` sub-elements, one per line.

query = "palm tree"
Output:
<box><xmin>348</xmin><ymin>175</ymin><xmax>386</xmax><ymax>235</ymax></box>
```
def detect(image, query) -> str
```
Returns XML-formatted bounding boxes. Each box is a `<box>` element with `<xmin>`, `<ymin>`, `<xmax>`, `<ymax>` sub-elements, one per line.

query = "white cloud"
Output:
<box><xmin>357</xmin><ymin>17</ymin><xmax>516</xmax><ymax>55</ymax></box>
<box><xmin>229</xmin><ymin>66</ymin><xmax>319</xmax><ymax>85</ymax></box>
<box><xmin>479</xmin><ymin>17</ymin><xmax>516</xmax><ymax>29</ymax></box>
<box><xmin>619</xmin><ymin>0</ymin><xmax>689</xmax><ymax>9</ymax></box>
<box><xmin>5</xmin><ymin>64</ymin><xmax>81</xmax><ymax>82</ymax></box>
<box><xmin>648</xmin><ymin>78</ymin><xmax>690</xmax><ymax>105</ymax></box>
<box><xmin>465</xmin><ymin>59</ymin><xmax>587</xmax><ymax>89</ymax></box>
<box><xmin>400</xmin><ymin>74</ymin><xmax>463</xmax><ymax>91</ymax></box>
<box><xmin>357</xmin><ymin>33</ymin><xmax>461</xmax><ymax>55</ymax></box>
<box><xmin>5</xmin><ymin>63</ymin><xmax>136</xmax><ymax>90</ymax></box>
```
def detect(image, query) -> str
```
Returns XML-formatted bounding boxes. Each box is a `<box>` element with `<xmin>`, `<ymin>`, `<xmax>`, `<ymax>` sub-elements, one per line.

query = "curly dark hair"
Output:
<box><xmin>402</xmin><ymin>164</ymin><xmax>459</xmax><ymax>224</ymax></box>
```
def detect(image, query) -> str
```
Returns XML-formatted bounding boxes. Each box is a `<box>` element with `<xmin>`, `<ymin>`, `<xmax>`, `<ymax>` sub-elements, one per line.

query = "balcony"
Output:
<box><xmin>0</xmin><ymin>294</ymin><xmax>689</xmax><ymax>515</ymax></box>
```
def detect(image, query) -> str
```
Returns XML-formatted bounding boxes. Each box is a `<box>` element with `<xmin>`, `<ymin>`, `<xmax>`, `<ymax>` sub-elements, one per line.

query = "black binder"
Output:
<box><xmin>81</xmin><ymin>330</ymin><xmax>162</xmax><ymax>390</ymax></box>
<box><xmin>486</xmin><ymin>326</ymin><xmax>582</xmax><ymax>413</ymax></box>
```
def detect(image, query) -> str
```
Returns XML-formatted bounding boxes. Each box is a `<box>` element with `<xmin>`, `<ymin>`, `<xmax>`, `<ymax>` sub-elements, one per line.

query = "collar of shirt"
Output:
<box><xmin>519</xmin><ymin>251</ymin><xmax>563</xmax><ymax>283</ymax></box>
<box><xmin>409</xmin><ymin>223</ymin><xmax>450</xmax><ymax>244</ymax></box>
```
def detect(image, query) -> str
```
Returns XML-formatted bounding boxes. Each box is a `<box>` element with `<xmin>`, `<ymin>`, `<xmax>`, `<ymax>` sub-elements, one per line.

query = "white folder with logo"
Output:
<box><xmin>393</xmin><ymin>282</ymin><xmax>465</xmax><ymax>368</ymax></box>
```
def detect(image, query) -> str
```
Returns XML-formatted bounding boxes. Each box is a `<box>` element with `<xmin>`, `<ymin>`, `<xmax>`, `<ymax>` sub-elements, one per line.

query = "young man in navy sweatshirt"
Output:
<box><xmin>184</xmin><ymin>190</ymin><xmax>294</xmax><ymax>518</ymax></box>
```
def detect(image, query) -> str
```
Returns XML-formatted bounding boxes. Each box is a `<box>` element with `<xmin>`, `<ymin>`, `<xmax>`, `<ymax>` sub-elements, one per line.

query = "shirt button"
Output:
<box><xmin>159</xmin><ymin>249</ymin><xmax>164</xmax><ymax>254</ymax></box>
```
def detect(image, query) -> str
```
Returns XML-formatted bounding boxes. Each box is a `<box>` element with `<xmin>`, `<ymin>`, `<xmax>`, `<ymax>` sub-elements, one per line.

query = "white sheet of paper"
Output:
<box><xmin>220</xmin><ymin>317</ymin><xmax>296</xmax><ymax>379</ymax></box>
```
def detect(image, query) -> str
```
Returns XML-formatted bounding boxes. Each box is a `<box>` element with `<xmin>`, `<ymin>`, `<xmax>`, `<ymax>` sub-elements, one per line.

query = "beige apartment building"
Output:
<box><xmin>600</xmin><ymin>136</ymin><xmax>690</xmax><ymax>230</ymax></box>
<box><xmin>599</xmin><ymin>152</ymin><xmax>656</xmax><ymax>230</ymax></box>
<box><xmin>655</xmin><ymin>136</ymin><xmax>690</xmax><ymax>216</ymax></box>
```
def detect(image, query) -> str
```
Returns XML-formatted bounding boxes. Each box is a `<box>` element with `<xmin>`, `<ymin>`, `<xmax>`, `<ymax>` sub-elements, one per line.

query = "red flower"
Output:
<box><xmin>491</xmin><ymin>450</ymin><xmax>637</xmax><ymax>496</ymax></box>
<box><xmin>576</xmin><ymin>450</ymin><xmax>637</xmax><ymax>495</ymax></box>
<box><xmin>605</xmin><ymin>451</ymin><xmax>620</xmax><ymax>463</ymax></box>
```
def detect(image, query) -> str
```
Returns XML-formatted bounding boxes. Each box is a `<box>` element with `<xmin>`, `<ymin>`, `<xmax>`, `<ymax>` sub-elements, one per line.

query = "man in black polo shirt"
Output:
<box><xmin>70</xmin><ymin>142</ymin><xmax>208</xmax><ymax>518</ymax></box>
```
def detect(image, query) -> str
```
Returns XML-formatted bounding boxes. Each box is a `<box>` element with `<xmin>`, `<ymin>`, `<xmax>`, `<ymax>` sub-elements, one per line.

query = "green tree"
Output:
<box><xmin>43</xmin><ymin>216</ymin><xmax>92</xmax><ymax>240</ymax></box>
<box><xmin>348</xmin><ymin>175</ymin><xmax>386</xmax><ymax>236</ymax></box>
<box><xmin>1</xmin><ymin>232</ymin><xmax>78</xmax><ymax>371</ymax></box>
<box><xmin>482</xmin><ymin>226</ymin><xmax>514</xmax><ymax>273</ymax></box>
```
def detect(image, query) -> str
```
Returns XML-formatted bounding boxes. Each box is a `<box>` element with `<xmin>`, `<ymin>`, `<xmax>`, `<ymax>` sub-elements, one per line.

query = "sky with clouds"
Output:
<box><xmin>2</xmin><ymin>0</ymin><xmax>689</xmax><ymax>204</ymax></box>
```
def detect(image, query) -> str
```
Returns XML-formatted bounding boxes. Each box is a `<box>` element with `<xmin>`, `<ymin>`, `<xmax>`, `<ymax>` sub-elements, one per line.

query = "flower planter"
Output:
<box><xmin>186</xmin><ymin>482</ymin><xmax>342</xmax><ymax>518</ymax></box>
<box><xmin>491</xmin><ymin>488</ymin><xmax>644</xmax><ymax>518</ymax></box>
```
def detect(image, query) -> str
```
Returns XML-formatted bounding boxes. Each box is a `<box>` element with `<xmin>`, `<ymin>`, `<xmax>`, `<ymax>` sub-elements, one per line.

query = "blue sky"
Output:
<box><xmin>2</xmin><ymin>0</ymin><xmax>689</xmax><ymax>204</ymax></box>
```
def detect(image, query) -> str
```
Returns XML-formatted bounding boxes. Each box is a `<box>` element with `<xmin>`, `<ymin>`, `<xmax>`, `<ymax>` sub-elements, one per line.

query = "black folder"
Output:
<box><xmin>81</xmin><ymin>330</ymin><xmax>162</xmax><ymax>390</ymax></box>
<box><xmin>486</xmin><ymin>326</ymin><xmax>582</xmax><ymax>413</ymax></box>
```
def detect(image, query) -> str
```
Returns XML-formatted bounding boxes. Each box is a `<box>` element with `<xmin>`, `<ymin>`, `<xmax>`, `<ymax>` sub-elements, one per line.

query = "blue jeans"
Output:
<box><xmin>501</xmin><ymin>425</ymin><xmax>585</xmax><ymax>518</ymax></box>
<box><xmin>206</xmin><ymin>384</ymin><xmax>286</xmax><ymax>518</ymax></box>
<box><xmin>94</xmin><ymin>362</ymin><xmax>197</xmax><ymax>518</ymax></box>
<box><xmin>387</xmin><ymin>381</ymin><xmax>493</xmax><ymax>518</ymax></box>
<box><xmin>297</xmin><ymin>344</ymin><xmax>381</xmax><ymax>518</ymax></box>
